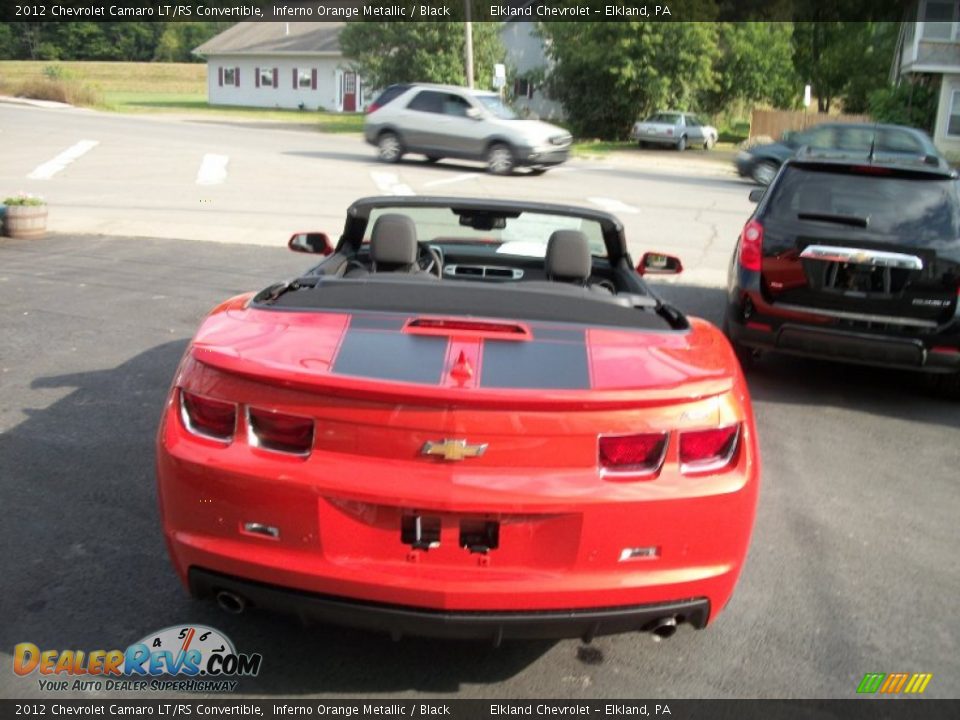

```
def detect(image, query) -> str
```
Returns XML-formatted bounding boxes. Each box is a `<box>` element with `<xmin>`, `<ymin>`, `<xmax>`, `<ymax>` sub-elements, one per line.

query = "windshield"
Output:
<box><xmin>365</xmin><ymin>206</ymin><xmax>607</xmax><ymax>258</ymax></box>
<box><xmin>476</xmin><ymin>95</ymin><xmax>518</xmax><ymax>120</ymax></box>
<box><xmin>648</xmin><ymin>113</ymin><xmax>681</xmax><ymax>124</ymax></box>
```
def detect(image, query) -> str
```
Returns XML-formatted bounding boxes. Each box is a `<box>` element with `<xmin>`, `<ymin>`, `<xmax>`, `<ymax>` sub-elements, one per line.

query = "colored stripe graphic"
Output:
<box><xmin>903</xmin><ymin>673</ymin><xmax>933</xmax><ymax>694</ymax></box>
<box><xmin>857</xmin><ymin>674</ymin><xmax>885</xmax><ymax>694</ymax></box>
<box><xmin>857</xmin><ymin>672</ymin><xmax>932</xmax><ymax>694</ymax></box>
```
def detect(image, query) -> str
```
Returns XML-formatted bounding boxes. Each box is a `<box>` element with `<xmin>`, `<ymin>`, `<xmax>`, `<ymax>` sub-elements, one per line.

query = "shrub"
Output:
<box><xmin>14</xmin><ymin>78</ymin><xmax>102</xmax><ymax>107</ymax></box>
<box><xmin>3</xmin><ymin>192</ymin><xmax>46</xmax><ymax>206</ymax></box>
<box><xmin>868</xmin><ymin>82</ymin><xmax>937</xmax><ymax>134</ymax></box>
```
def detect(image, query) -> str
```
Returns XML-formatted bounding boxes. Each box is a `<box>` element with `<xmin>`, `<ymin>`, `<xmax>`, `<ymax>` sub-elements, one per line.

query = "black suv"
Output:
<box><xmin>724</xmin><ymin>152</ymin><xmax>960</xmax><ymax>397</ymax></box>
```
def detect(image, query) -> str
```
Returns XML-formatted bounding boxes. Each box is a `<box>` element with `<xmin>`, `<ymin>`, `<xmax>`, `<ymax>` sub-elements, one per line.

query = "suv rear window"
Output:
<box><xmin>766</xmin><ymin>166</ymin><xmax>960</xmax><ymax>252</ymax></box>
<box><xmin>370</xmin><ymin>84</ymin><xmax>409</xmax><ymax>109</ymax></box>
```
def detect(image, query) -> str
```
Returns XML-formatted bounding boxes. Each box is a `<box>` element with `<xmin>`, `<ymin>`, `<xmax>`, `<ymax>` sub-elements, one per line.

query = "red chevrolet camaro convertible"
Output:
<box><xmin>156</xmin><ymin>196</ymin><xmax>760</xmax><ymax>643</ymax></box>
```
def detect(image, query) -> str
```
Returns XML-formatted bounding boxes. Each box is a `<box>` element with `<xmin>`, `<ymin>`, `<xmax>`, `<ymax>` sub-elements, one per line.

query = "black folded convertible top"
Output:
<box><xmin>258</xmin><ymin>278</ymin><xmax>677</xmax><ymax>331</ymax></box>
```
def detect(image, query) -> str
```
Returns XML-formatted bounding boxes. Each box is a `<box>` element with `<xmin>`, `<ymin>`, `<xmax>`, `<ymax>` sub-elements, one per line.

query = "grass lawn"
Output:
<box><xmin>0</xmin><ymin>60</ymin><xmax>363</xmax><ymax>133</ymax></box>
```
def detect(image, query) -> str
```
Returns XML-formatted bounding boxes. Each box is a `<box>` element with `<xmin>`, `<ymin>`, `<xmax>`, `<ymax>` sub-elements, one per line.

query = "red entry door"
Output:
<box><xmin>343</xmin><ymin>72</ymin><xmax>357</xmax><ymax>112</ymax></box>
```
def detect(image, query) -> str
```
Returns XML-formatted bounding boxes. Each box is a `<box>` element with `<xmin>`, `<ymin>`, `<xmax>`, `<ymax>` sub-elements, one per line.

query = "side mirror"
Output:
<box><xmin>465</xmin><ymin>107</ymin><xmax>482</xmax><ymax>120</ymax></box>
<box><xmin>288</xmin><ymin>232</ymin><xmax>333</xmax><ymax>255</ymax></box>
<box><xmin>637</xmin><ymin>252</ymin><xmax>683</xmax><ymax>276</ymax></box>
<box><xmin>748</xmin><ymin>189</ymin><xmax>765</xmax><ymax>203</ymax></box>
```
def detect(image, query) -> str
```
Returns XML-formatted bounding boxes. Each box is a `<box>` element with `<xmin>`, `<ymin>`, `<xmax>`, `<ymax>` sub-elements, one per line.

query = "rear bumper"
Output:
<box><xmin>190</xmin><ymin>568</ymin><xmax>709</xmax><ymax>641</ymax></box>
<box><xmin>632</xmin><ymin>134</ymin><xmax>677</xmax><ymax>145</ymax></box>
<box><xmin>727</xmin><ymin>314</ymin><xmax>960</xmax><ymax>373</ymax></box>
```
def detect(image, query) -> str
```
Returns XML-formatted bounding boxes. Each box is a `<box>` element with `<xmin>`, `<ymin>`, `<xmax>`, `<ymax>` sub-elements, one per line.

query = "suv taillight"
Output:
<box><xmin>180</xmin><ymin>390</ymin><xmax>236</xmax><ymax>442</ymax></box>
<box><xmin>738</xmin><ymin>220</ymin><xmax>763</xmax><ymax>271</ymax></box>
<box><xmin>366</xmin><ymin>102</ymin><xmax>380</xmax><ymax>114</ymax></box>
<box><xmin>248</xmin><ymin>408</ymin><xmax>314</xmax><ymax>456</ymax></box>
<box><xmin>599</xmin><ymin>432</ymin><xmax>668</xmax><ymax>478</ymax></box>
<box><xmin>679</xmin><ymin>424</ymin><xmax>740</xmax><ymax>474</ymax></box>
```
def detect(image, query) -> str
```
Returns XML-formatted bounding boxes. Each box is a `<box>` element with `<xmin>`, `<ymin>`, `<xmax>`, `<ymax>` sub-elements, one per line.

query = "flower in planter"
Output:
<box><xmin>3</xmin><ymin>192</ymin><xmax>46</xmax><ymax>207</ymax></box>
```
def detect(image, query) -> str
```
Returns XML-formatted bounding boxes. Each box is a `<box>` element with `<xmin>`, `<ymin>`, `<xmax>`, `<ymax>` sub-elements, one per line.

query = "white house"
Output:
<box><xmin>500</xmin><ymin>20</ymin><xmax>564</xmax><ymax>121</ymax></box>
<box><xmin>193</xmin><ymin>22</ymin><xmax>363</xmax><ymax>112</ymax></box>
<box><xmin>894</xmin><ymin>0</ymin><xmax>960</xmax><ymax>154</ymax></box>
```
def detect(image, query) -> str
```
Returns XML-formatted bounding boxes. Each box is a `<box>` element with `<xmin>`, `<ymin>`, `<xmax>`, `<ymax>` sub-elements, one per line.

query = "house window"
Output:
<box><xmin>259</xmin><ymin>68</ymin><xmax>274</xmax><ymax>87</ymax></box>
<box><xmin>948</xmin><ymin>90</ymin><xmax>960</xmax><ymax>136</ymax></box>
<box><xmin>921</xmin><ymin>0</ymin><xmax>957</xmax><ymax>40</ymax></box>
<box><xmin>298</xmin><ymin>70</ymin><xmax>312</xmax><ymax>89</ymax></box>
<box><xmin>513</xmin><ymin>78</ymin><xmax>534</xmax><ymax>99</ymax></box>
<box><xmin>223</xmin><ymin>68</ymin><xmax>236</xmax><ymax>86</ymax></box>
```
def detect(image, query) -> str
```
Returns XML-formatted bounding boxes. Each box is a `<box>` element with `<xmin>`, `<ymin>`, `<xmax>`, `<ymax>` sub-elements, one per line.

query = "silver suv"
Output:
<box><xmin>364</xmin><ymin>83</ymin><xmax>572</xmax><ymax>175</ymax></box>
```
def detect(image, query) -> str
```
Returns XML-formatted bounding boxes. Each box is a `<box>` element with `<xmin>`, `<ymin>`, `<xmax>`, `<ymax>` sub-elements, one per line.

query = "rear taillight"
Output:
<box><xmin>599</xmin><ymin>432</ymin><xmax>668</xmax><ymax>478</ymax></box>
<box><xmin>679</xmin><ymin>424</ymin><xmax>740</xmax><ymax>474</ymax></box>
<box><xmin>247</xmin><ymin>408</ymin><xmax>314</xmax><ymax>456</ymax></box>
<box><xmin>738</xmin><ymin>219</ymin><xmax>763</xmax><ymax>271</ymax></box>
<box><xmin>179</xmin><ymin>390</ymin><xmax>236</xmax><ymax>442</ymax></box>
<box><xmin>365</xmin><ymin>102</ymin><xmax>380</xmax><ymax>114</ymax></box>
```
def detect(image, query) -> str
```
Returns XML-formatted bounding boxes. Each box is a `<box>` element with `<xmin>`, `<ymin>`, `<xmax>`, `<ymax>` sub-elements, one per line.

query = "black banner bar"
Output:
<box><xmin>0</xmin><ymin>0</ymin><xmax>915</xmax><ymax>24</ymax></box>
<box><xmin>1</xmin><ymin>700</ymin><xmax>959</xmax><ymax>720</ymax></box>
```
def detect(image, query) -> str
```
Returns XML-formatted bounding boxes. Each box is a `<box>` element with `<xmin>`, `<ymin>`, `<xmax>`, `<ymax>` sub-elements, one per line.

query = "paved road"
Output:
<box><xmin>1</xmin><ymin>234</ymin><xmax>957</xmax><ymax>700</ymax></box>
<box><xmin>0</xmin><ymin>103</ymin><xmax>750</xmax><ymax>286</ymax></box>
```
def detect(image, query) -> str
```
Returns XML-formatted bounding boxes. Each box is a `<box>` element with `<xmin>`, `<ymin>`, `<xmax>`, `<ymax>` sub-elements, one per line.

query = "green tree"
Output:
<box><xmin>541</xmin><ymin>22</ymin><xmax>720</xmax><ymax>139</ymax></box>
<box><xmin>340</xmin><ymin>22</ymin><xmax>503</xmax><ymax>91</ymax></box>
<box><xmin>793</xmin><ymin>21</ymin><xmax>897</xmax><ymax>113</ymax></box>
<box><xmin>701</xmin><ymin>22</ymin><xmax>799</xmax><ymax>113</ymax></box>
<box><xmin>154</xmin><ymin>23</ymin><xmax>229</xmax><ymax>62</ymax></box>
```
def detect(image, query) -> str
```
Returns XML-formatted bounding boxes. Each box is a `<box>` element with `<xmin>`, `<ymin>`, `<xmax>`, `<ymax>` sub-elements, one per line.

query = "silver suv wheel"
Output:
<box><xmin>486</xmin><ymin>143</ymin><xmax>515</xmax><ymax>175</ymax></box>
<box><xmin>377</xmin><ymin>132</ymin><xmax>403</xmax><ymax>163</ymax></box>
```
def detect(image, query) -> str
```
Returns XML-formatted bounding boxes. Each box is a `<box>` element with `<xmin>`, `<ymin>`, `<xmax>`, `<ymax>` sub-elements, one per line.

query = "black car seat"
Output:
<box><xmin>346</xmin><ymin>213</ymin><xmax>436</xmax><ymax>278</ymax></box>
<box><xmin>544</xmin><ymin>229</ymin><xmax>592</xmax><ymax>285</ymax></box>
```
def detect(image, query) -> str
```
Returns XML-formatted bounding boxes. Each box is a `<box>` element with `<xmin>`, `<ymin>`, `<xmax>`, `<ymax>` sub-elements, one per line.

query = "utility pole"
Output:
<box><xmin>464</xmin><ymin>0</ymin><xmax>474</xmax><ymax>89</ymax></box>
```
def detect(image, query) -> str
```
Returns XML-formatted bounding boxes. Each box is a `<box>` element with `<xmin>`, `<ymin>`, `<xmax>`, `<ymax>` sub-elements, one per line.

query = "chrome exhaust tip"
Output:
<box><xmin>651</xmin><ymin>616</ymin><xmax>678</xmax><ymax>640</ymax></box>
<box><xmin>215</xmin><ymin>590</ymin><xmax>247</xmax><ymax>615</ymax></box>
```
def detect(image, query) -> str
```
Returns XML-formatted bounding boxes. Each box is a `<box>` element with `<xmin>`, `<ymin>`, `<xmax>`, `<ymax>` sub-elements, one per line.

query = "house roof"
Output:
<box><xmin>193</xmin><ymin>22</ymin><xmax>344</xmax><ymax>57</ymax></box>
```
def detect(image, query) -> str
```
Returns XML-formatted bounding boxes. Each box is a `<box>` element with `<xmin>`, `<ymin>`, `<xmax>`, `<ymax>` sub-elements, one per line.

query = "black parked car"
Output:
<box><xmin>734</xmin><ymin>123</ymin><xmax>944</xmax><ymax>185</ymax></box>
<box><xmin>724</xmin><ymin>150</ymin><xmax>960</xmax><ymax>398</ymax></box>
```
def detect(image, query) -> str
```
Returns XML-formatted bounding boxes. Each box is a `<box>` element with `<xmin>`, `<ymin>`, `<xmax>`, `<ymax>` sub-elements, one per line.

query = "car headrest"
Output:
<box><xmin>371</xmin><ymin>214</ymin><xmax>418</xmax><ymax>267</ymax></box>
<box><xmin>545</xmin><ymin>230</ymin><xmax>592</xmax><ymax>282</ymax></box>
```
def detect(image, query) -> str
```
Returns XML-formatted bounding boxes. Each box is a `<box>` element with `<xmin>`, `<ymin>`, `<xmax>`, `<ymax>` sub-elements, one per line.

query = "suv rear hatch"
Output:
<box><xmin>758</xmin><ymin>163</ymin><xmax>960</xmax><ymax>329</ymax></box>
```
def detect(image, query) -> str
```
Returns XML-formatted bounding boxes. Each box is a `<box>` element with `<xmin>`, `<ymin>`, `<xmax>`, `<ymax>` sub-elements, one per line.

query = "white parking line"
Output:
<box><xmin>588</xmin><ymin>197</ymin><xmax>640</xmax><ymax>214</ymax></box>
<box><xmin>370</xmin><ymin>171</ymin><xmax>415</xmax><ymax>196</ymax></box>
<box><xmin>422</xmin><ymin>173</ymin><xmax>477</xmax><ymax>189</ymax></box>
<box><xmin>195</xmin><ymin>154</ymin><xmax>229</xmax><ymax>185</ymax></box>
<box><xmin>27</xmin><ymin>140</ymin><xmax>99</xmax><ymax>180</ymax></box>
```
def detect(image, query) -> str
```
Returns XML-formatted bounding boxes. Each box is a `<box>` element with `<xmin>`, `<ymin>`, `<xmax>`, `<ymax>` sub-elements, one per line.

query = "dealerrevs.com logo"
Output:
<box><xmin>13</xmin><ymin>625</ymin><xmax>262</xmax><ymax>692</ymax></box>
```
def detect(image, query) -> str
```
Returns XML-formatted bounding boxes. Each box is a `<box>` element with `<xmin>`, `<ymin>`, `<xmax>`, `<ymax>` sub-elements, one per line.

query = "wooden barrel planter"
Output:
<box><xmin>3</xmin><ymin>204</ymin><xmax>48</xmax><ymax>239</ymax></box>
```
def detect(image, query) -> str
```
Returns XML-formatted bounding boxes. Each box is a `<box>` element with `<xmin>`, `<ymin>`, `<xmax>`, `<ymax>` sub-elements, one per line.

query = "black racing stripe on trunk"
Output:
<box><xmin>349</xmin><ymin>314</ymin><xmax>408</xmax><ymax>331</ymax></box>
<box><xmin>333</xmin><ymin>329</ymin><xmax>448</xmax><ymax>384</ymax></box>
<box><xmin>481</xmin><ymin>334</ymin><xmax>589</xmax><ymax>389</ymax></box>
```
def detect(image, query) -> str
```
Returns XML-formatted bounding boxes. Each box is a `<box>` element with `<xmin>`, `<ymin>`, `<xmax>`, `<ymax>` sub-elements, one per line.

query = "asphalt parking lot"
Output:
<box><xmin>2</xmin><ymin>102</ymin><xmax>959</xmax><ymax>699</ymax></box>
<box><xmin>1</xmin><ymin>231</ymin><xmax>957</xmax><ymax>699</ymax></box>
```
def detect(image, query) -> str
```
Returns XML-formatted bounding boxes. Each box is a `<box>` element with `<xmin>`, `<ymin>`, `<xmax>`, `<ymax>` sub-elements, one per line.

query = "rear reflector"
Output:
<box><xmin>679</xmin><ymin>424</ymin><xmax>740</xmax><ymax>474</ymax></box>
<box><xmin>180</xmin><ymin>390</ymin><xmax>236</xmax><ymax>442</ymax></box>
<box><xmin>599</xmin><ymin>432</ymin><xmax>668</xmax><ymax>478</ymax></box>
<box><xmin>739</xmin><ymin>220</ymin><xmax>763</xmax><ymax>272</ymax></box>
<box><xmin>247</xmin><ymin>408</ymin><xmax>314</xmax><ymax>456</ymax></box>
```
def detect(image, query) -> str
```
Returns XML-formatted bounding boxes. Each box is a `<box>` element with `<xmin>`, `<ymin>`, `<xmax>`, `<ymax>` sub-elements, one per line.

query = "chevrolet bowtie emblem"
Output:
<box><xmin>421</xmin><ymin>439</ymin><xmax>488</xmax><ymax>461</ymax></box>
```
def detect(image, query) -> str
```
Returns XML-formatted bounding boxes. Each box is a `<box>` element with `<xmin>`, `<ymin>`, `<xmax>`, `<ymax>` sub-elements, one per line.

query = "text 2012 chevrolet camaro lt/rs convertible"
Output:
<box><xmin>156</xmin><ymin>197</ymin><xmax>760</xmax><ymax>643</ymax></box>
